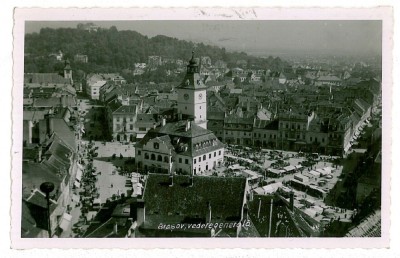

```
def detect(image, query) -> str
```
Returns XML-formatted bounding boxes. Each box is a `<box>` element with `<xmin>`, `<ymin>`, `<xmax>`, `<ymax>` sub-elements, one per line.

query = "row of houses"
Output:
<box><xmin>22</xmin><ymin>63</ymin><xmax>81</xmax><ymax>237</ymax></box>
<box><xmin>207</xmin><ymin>92</ymin><xmax>374</xmax><ymax>156</ymax></box>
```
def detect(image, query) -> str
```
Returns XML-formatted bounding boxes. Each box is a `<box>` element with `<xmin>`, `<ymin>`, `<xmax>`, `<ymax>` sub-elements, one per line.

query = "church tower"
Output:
<box><xmin>63</xmin><ymin>59</ymin><xmax>73</xmax><ymax>84</ymax></box>
<box><xmin>177</xmin><ymin>51</ymin><xmax>207</xmax><ymax>129</ymax></box>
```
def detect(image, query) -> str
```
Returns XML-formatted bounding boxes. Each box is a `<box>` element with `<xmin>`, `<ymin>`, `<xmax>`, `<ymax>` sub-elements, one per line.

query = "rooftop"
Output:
<box><xmin>144</xmin><ymin>174</ymin><xmax>247</xmax><ymax>222</ymax></box>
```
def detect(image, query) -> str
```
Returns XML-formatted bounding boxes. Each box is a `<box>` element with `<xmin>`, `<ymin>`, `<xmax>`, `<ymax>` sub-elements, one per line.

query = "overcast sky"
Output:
<box><xmin>25</xmin><ymin>20</ymin><xmax>382</xmax><ymax>56</ymax></box>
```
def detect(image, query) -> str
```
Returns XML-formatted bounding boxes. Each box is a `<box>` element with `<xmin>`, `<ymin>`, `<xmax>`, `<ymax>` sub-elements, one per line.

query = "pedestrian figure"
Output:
<box><xmin>111</xmin><ymin>183</ymin><xmax>113</xmax><ymax>188</ymax></box>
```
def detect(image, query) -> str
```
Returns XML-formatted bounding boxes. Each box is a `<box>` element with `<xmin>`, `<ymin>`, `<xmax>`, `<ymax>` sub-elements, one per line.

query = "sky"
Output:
<box><xmin>25</xmin><ymin>20</ymin><xmax>382</xmax><ymax>56</ymax></box>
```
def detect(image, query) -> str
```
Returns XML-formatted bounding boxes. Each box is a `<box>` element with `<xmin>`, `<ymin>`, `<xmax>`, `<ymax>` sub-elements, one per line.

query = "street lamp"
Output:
<box><xmin>40</xmin><ymin>182</ymin><xmax>55</xmax><ymax>238</ymax></box>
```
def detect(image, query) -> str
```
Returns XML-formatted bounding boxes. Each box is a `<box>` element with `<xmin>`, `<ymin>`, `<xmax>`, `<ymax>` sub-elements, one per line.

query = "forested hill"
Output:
<box><xmin>24</xmin><ymin>26</ymin><xmax>288</xmax><ymax>77</ymax></box>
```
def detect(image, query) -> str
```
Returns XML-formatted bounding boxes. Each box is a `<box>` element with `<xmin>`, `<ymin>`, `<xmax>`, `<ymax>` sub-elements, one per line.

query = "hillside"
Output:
<box><xmin>24</xmin><ymin>25</ymin><xmax>288</xmax><ymax>82</ymax></box>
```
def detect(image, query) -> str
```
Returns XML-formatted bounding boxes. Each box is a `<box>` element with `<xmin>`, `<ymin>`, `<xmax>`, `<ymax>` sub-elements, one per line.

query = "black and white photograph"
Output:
<box><xmin>10</xmin><ymin>7</ymin><xmax>392</xmax><ymax>249</ymax></box>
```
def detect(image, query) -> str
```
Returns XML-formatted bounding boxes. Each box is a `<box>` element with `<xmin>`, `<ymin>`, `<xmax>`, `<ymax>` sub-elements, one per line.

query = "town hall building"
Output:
<box><xmin>134</xmin><ymin>52</ymin><xmax>225</xmax><ymax>175</ymax></box>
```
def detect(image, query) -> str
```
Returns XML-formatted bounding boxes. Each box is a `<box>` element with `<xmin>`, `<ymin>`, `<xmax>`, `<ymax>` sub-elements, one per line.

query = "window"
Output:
<box><xmin>194</xmin><ymin>159</ymin><xmax>197</xmax><ymax>164</ymax></box>
<box><xmin>179</xmin><ymin>158</ymin><xmax>182</xmax><ymax>163</ymax></box>
<box><xmin>209</xmin><ymin>154</ymin><xmax>211</xmax><ymax>159</ymax></box>
<box><xmin>116</xmin><ymin>117</ymin><xmax>120</xmax><ymax>122</ymax></box>
<box><xmin>164</xmin><ymin>156</ymin><xmax>169</xmax><ymax>163</ymax></box>
<box><xmin>151</xmin><ymin>154</ymin><xmax>155</xmax><ymax>160</ymax></box>
<box><xmin>130</xmin><ymin>117</ymin><xmax>133</xmax><ymax>122</ymax></box>
<box><xmin>203</xmin><ymin>155</ymin><xmax>206</xmax><ymax>161</ymax></box>
<box><xmin>144</xmin><ymin>153</ymin><xmax>149</xmax><ymax>159</ymax></box>
<box><xmin>153</xmin><ymin>142</ymin><xmax>159</xmax><ymax>149</ymax></box>
<box><xmin>139</xmin><ymin>127</ymin><xmax>146</xmax><ymax>131</ymax></box>
<box><xmin>138</xmin><ymin>150</ymin><xmax>141</xmax><ymax>155</ymax></box>
<box><xmin>214</xmin><ymin>152</ymin><xmax>216</xmax><ymax>157</ymax></box>
<box><xmin>265</xmin><ymin>134</ymin><xmax>267</xmax><ymax>138</ymax></box>
<box><xmin>157</xmin><ymin>155</ymin><xmax>162</xmax><ymax>162</ymax></box>
<box><xmin>185</xmin><ymin>106</ymin><xmax>187</xmax><ymax>110</ymax></box>
<box><xmin>199</xmin><ymin>157</ymin><xmax>201</xmax><ymax>162</ymax></box>
<box><xmin>310</xmin><ymin>137</ymin><xmax>312</xmax><ymax>141</ymax></box>
<box><xmin>200</xmin><ymin>106</ymin><xmax>202</xmax><ymax>109</ymax></box>
<box><xmin>185</xmin><ymin>159</ymin><xmax>188</xmax><ymax>164</ymax></box>
<box><xmin>218</xmin><ymin>150</ymin><xmax>221</xmax><ymax>155</ymax></box>
<box><xmin>322</xmin><ymin>138</ymin><xmax>325</xmax><ymax>143</ymax></box>
<box><xmin>130</xmin><ymin>124</ymin><xmax>133</xmax><ymax>130</ymax></box>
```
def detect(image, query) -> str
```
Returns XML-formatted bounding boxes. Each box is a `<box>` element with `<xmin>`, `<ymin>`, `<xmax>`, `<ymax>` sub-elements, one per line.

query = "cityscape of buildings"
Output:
<box><xmin>21</xmin><ymin>22</ymin><xmax>382</xmax><ymax>239</ymax></box>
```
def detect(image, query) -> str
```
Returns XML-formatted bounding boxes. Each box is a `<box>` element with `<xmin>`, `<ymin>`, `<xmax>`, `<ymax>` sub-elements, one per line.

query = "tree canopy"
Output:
<box><xmin>24</xmin><ymin>26</ymin><xmax>288</xmax><ymax>79</ymax></box>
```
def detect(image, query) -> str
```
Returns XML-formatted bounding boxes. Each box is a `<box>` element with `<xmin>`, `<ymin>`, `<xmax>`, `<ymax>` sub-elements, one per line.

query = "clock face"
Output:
<box><xmin>198</xmin><ymin>93</ymin><xmax>203</xmax><ymax>100</ymax></box>
<box><xmin>184</xmin><ymin>93</ymin><xmax>189</xmax><ymax>100</ymax></box>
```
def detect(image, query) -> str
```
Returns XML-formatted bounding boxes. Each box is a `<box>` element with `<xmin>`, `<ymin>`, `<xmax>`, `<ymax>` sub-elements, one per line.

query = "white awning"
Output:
<box><xmin>74</xmin><ymin>181</ymin><xmax>81</xmax><ymax>188</ymax></box>
<box><xmin>72</xmin><ymin>194</ymin><xmax>80</xmax><ymax>202</ymax></box>
<box><xmin>59</xmin><ymin>213</ymin><xmax>72</xmax><ymax>231</ymax></box>
<box><xmin>76</xmin><ymin>167</ymin><xmax>83</xmax><ymax>182</ymax></box>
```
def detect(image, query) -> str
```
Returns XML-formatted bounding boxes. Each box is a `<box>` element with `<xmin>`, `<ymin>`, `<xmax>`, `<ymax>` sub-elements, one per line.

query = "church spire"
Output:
<box><xmin>186</xmin><ymin>50</ymin><xmax>199</xmax><ymax>74</ymax></box>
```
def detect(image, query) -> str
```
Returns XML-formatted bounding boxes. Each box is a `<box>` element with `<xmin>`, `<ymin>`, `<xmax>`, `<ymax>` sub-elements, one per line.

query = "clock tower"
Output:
<box><xmin>177</xmin><ymin>51</ymin><xmax>207</xmax><ymax>129</ymax></box>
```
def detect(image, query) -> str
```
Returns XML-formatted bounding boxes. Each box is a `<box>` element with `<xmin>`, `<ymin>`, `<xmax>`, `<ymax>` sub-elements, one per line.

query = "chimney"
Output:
<box><xmin>185</xmin><ymin>120</ymin><xmax>191</xmax><ymax>131</ymax></box>
<box><xmin>289</xmin><ymin>191</ymin><xmax>294</xmax><ymax>211</ymax></box>
<box><xmin>46</xmin><ymin>114</ymin><xmax>54</xmax><ymax>136</ymax></box>
<box><xmin>37</xmin><ymin>145</ymin><xmax>42</xmax><ymax>162</ymax></box>
<box><xmin>113</xmin><ymin>221</ymin><xmax>118</xmax><ymax>235</ymax></box>
<box><xmin>206</xmin><ymin>201</ymin><xmax>212</xmax><ymax>223</ymax></box>
<box><xmin>136</xmin><ymin>199</ymin><xmax>145</xmax><ymax>226</ymax></box>
<box><xmin>243</xmin><ymin>204</ymin><xmax>249</xmax><ymax>220</ymax></box>
<box><xmin>178</xmin><ymin>112</ymin><xmax>183</xmax><ymax>121</ymax></box>
<box><xmin>27</xmin><ymin>120</ymin><xmax>33</xmax><ymax>145</ymax></box>
<box><xmin>61</xmin><ymin>95</ymin><xmax>67</xmax><ymax>108</ymax></box>
<box><xmin>169</xmin><ymin>174</ymin><xmax>174</xmax><ymax>187</ymax></box>
<box><xmin>162</xmin><ymin>118</ymin><xmax>166</xmax><ymax>127</ymax></box>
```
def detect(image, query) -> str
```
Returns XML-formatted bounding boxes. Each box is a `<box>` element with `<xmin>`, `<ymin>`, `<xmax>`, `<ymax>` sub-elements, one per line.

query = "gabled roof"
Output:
<box><xmin>137</xmin><ymin>113</ymin><xmax>157</xmax><ymax>124</ymax></box>
<box><xmin>158</xmin><ymin>120</ymin><xmax>212</xmax><ymax>138</ymax></box>
<box><xmin>144</xmin><ymin>174</ymin><xmax>246</xmax><ymax>222</ymax></box>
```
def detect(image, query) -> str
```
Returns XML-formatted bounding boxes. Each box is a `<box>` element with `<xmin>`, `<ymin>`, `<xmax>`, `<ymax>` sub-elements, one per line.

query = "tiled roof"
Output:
<box><xmin>24</xmin><ymin>73</ymin><xmax>71</xmax><ymax>84</ymax></box>
<box><xmin>345</xmin><ymin>210</ymin><xmax>381</xmax><ymax>237</ymax></box>
<box><xmin>51</xmin><ymin>121</ymin><xmax>76</xmax><ymax>151</ymax></box>
<box><xmin>207</xmin><ymin>111</ymin><xmax>225</xmax><ymax>120</ymax></box>
<box><xmin>23</xmin><ymin>110</ymin><xmax>48</xmax><ymax>122</ymax></box>
<box><xmin>317</xmin><ymin>75</ymin><xmax>342</xmax><ymax>82</ymax></box>
<box><xmin>224</xmin><ymin>116</ymin><xmax>254</xmax><ymax>125</ymax></box>
<box><xmin>113</xmin><ymin>105</ymin><xmax>137</xmax><ymax>115</ymax></box>
<box><xmin>21</xmin><ymin>201</ymin><xmax>43</xmax><ymax>238</ymax></box>
<box><xmin>137</xmin><ymin>113</ymin><xmax>157</xmax><ymax>124</ymax></box>
<box><xmin>354</xmin><ymin>98</ymin><xmax>371</xmax><ymax>114</ymax></box>
<box><xmin>23</xmin><ymin>147</ymin><xmax>38</xmax><ymax>161</ymax></box>
<box><xmin>22</xmin><ymin>163</ymin><xmax>64</xmax><ymax>200</ymax></box>
<box><xmin>33</xmin><ymin>97</ymin><xmax>61</xmax><ymax>107</ymax></box>
<box><xmin>144</xmin><ymin>174</ymin><xmax>246</xmax><ymax>221</ymax></box>
<box><xmin>158</xmin><ymin>120</ymin><xmax>212</xmax><ymax>138</ymax></box>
